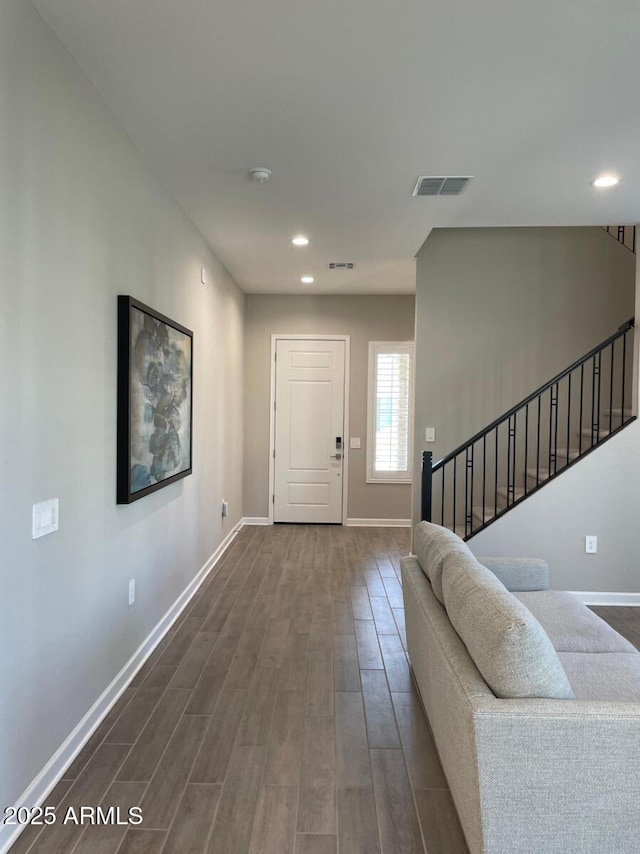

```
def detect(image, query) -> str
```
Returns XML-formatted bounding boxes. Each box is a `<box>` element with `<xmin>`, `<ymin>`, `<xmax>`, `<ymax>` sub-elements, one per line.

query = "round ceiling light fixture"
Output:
<box><xmin>292</xmin><ymin>235</ymin><xmax>310</xmax><ymax>246</ymax></box>
<box><xmin>300</xmin><ymin>276</ymin><xmax>315</xmax><ymax>284</ymax></box>
<box><xmin>248</xmin><ymin>167</ymin><xmax>272</xmax><ymax>183</ymax></box>
<box><xmin>590</xmin><ymin>174</ymin><xmax>620</xmax><ymax>188</ymax></box>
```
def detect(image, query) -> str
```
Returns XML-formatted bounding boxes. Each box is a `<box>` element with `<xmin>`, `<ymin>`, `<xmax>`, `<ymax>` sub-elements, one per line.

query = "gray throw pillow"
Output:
<box><xmin>441</xmin><ymin>553</ymin><xmax>575</xmax><ymax>700</ymax></box>
<box><xmin>414</xmin><ymin>521</ymin><xmax>473</xmax><ymax>605</ymax></box>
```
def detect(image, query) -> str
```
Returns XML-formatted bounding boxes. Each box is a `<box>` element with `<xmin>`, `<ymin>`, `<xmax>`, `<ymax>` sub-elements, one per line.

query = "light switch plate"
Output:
<box><xmin>32</xmin><ymin>499</ymin><xmax>59</xmax><ymax>539</ymax></box>
<box><xmin>350</xmin><ymin>438</ymin><xmax>361</xmax><ymax>449</ymax></box>
<box><xmin>425</xmin><ymin>427</ymin><xmax>436</xmax><ymax>443</ymax></box>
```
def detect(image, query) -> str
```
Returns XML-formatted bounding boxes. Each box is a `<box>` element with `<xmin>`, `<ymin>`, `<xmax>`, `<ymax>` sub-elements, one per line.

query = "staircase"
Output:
<box><xmin>421</xmin><ymin>318</ymin><xmax>636</xmax><ymax>540</ymax></box>
<box><xmin>602</xmin><ymin>225</ymin><xmax>636</xmax><ymax>253</ymax></box>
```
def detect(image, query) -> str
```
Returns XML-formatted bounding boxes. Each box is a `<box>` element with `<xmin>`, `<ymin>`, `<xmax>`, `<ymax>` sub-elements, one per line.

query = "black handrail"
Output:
<box><xmin>422</xmin><ymin>318</ymin><xmax>636</xmax><ymax>537</ymax></box>
<box><xmin>433</xmin><ymin>317</ymin><xmax>634</xmax><ymax>472</ymax></box>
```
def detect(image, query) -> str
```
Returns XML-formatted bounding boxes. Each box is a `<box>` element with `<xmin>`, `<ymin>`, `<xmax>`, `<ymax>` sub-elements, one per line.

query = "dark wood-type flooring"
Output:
<box><xmin>10</xmin><ymin>524</ymin><xmax>638</xmax><ymax>854</ymax></box>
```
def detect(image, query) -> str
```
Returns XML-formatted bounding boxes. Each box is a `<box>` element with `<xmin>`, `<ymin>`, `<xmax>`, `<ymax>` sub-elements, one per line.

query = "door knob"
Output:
<box><xmin>330</xmin><ymin>453</ymin><xmax>342</xmax><ymax>460</ymax></box>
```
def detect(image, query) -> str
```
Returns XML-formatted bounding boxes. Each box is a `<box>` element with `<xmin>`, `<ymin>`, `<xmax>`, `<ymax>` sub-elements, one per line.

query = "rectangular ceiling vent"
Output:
<box><xmin>327</xmin><ymin>262</ymin><xmax>355</xmax><ymax>270</ymax></box>
<box><xmin>412</xmin><ymin>176</ymin><xmax>473</xmax><ymax>197</ymax></box>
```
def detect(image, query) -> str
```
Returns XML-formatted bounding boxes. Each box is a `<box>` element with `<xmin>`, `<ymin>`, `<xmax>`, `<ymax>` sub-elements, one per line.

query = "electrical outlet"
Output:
<box><xmin>128</xmin><ymin>579</ymin><xmax>136</xmax><ymax>606</ymax></box>
<box><xmin>425</xmin><ymin>427</ymin><xmax>436</xmax><ymax>443</ymax></box>
<box><xmin>221</xmin><ymin>500</ymin><xmax>228</xmax><ymax>518</ymax></box>
<box><xmin>32</xmin><ymin>498</ymin><xmax>59</xmax><ymax>539</ymax></box>
<box><xmin>585</xmin><ymin>536</ymin><xmax>597</xmax><ymax>554</ymax></box>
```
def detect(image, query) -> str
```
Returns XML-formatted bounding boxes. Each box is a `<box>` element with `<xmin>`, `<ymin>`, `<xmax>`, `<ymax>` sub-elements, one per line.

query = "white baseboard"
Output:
<box><xmin>241</xmin><ymin>517</ymin><xmax>412</xmax><ymax>528</ymax></box>
<box><xmin>346</xmin><ymin>518</ymin><xmax>412</xmax><ymax>527</ymax></box>
<box><xmin>0</xmin><ymin>525</ymin><xmax>241</xmax><ymax>854</ymax></box>
<box><xmin>572</xmin><ymin>591</ymin><xmax>640</xmax><ymax>606</ymax></box>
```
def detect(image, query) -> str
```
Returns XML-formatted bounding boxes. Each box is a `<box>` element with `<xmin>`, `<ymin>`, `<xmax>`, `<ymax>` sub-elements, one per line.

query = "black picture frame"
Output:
<box><xmin>117</xmin><ymin>295</ymin><xmax>193</xmax><ymax>504</ymax></box>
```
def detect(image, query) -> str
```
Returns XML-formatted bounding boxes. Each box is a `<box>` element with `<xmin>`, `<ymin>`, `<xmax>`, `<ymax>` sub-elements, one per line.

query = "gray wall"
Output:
<box><xmin>0</xmin><ymin>1</ymin><xmax>244</xmax><ymax>811</ymax></box>
<box><xmin>468</xmin><ymin>249</ymin><xmax>640</xmax><ymax>593</ymax></box>
<box><xmin>413</xmin><ymin>226</ymin><xmax>636</xmax><ymax>523</ymax></box>
<box><xmin>244</xmin><ymin>294</ymin><xmax>415</xmax><ymax>520</ymax></box>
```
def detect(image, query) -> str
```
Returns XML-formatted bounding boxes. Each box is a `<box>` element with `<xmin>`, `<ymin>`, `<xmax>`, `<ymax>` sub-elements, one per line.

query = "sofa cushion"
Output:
<box><xmin>442</xmin><ymin>554</ymin><xmax>575</xmax><ymax>700</ymax></box>
<box><xmin>414</xmin><ymin>521</ymin><xmax>474</xmax><ymax>605</ymax></box>
<box><xmin>558</xmin><ymin>652</ymin><xmax>640</xmax><ymax>701</ymax></box>
<box><xmin>515</xmin><ymin>591</ymin><xmax>638</xmax><ymax>653</ymax></box>
<box><xmin>478</xmin><ymin>557</ymin><xmax>549</xmax><ymax>592</ymax></box>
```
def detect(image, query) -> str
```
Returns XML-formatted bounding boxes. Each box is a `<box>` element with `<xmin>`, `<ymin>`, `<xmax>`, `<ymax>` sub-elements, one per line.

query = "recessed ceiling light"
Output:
<box><xmin>292</xmin><ymin>235</ymin><xmax>309</xmax><ymax>246</ymax></box>
<box><xmin>590</xmin><ymin>174</ymin><xmax>620</xmax><ymax>188</ymax></box>
<box><xmin>300</xmin><ymin>276</ymin><xmax>314</xmax><ymax>284</ymax></box>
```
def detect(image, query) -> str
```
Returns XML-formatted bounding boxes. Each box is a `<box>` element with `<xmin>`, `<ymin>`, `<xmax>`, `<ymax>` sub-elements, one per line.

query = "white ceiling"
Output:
<box><xmin>32</xmin><ymin>0</ymin><xmax>640</xmax><ymax>294</ymax></box>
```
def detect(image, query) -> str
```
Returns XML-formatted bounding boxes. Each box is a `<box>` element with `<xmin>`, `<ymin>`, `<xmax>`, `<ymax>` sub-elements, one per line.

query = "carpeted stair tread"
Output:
<box><xmin>496</xmin><ymin>486</ymin><xmax>526</xmax><ymax>502</ymax></box>
<box><xmin>579</xmin><ymin>427</ymin><xmax>613</xmax><ymax>441</ymax></box>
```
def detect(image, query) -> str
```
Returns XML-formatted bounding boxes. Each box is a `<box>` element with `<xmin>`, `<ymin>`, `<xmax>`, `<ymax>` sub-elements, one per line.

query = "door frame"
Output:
<box><xmin>268</xmin><ymin>333</ymin><xmax>351</xmax><ymax>525</ymax></box>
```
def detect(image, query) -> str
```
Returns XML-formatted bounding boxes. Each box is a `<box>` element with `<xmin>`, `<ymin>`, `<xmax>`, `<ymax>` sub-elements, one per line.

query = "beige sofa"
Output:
<box><xmin>401</xmin><ymin>522</ymin><xmax>640</xmax><ymax>854</ymax></box>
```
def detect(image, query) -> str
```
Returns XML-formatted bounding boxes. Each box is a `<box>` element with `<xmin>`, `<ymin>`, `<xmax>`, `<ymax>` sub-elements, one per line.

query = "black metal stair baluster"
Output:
<box><xmin>465</xmin><ymin>446</ymin><xmax>471</xmax><ymax>537</ymax></box>
<box><xmin>470</xmin><ymin>444</ymin><xmax>475</xmax><ymax>534</ymax></box>
<box><xmin>596</xmin><ymin>351</ymin><xmax>602</xmax><ymax>442</ymax></box>
<box><xmin>579</xmin><ymin>363</ymin><xmax>584</xmax><ymax>455</ymax></box>
<box><xmin>421</xmin><ymin>451</ymin><xmax>432</xmax><ymax>522</ymax></box>
<box><xmin>494</xmin><ymin>426</ymin><xmax>499</xmax><ymax>518</ymax></box>
<box><xmin>591</xmin><ymin>355</ymin><xmax>597</xmax><ymax>446</ymax></box>
<box><xmin>609</xmin><ymin>341</ymin><xmax>614</xmax><ymax>434</ymax></box>
<box><xmin>507</xmin><ymin>417</ymin><xmax>512</xmax><ymax>509</ymax></box>
<box><xmin>452</xmin><ymin>456</ymin><xmax>457</xmax><ymax>534</ymax></box>
<box><xmin>524</xmin><ymin>404</ymin><xmax>529</xmax><ymax>496</ymax></box>
<box><xmin>553</xmin><ymin>383</ymin><xmax>559</xmax><ymax>474</ymax></box>
<box><xmin>548</xmin><ymin>387</ymin><xmax>553</xmax><ymax>478</ymax></box>
<box><xmin>622</xmin><ymin>330</ymin><xmax>627</xmax><ymax>424</ymax></box>
<box><xmin>536</xmin><ymin>396</ymin><xmax>541</xmax><ymax>487</ymax></box>
<box><xmin>566</xmin><ymin>373</ymin><xmax>572</xmax><ymax>468</ymax></box>
<box><xmin>482</xmin><ymin>434</ymin><xmax>486</xmax><ymax>522</ymax></box>
<box><xmin>511</xmin><ymin>413</ymin><xmax>517</xmax><ymax>506</ymax></box>
<box><xmin>441</xmin><ymin>466</ymin><xmax>445</xmax><ymax>526</ymax></box>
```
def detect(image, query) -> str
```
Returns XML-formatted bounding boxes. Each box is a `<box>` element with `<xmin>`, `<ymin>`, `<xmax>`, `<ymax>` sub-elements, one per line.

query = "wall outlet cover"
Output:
<box><xmin>32</xmin><ymin>498</ymin><xmax>59</xmax><ymax>539</ymax></box>
<box><xmin>585</xmin><ymin>536</ymin><xmax>598</xmax><ymax>554</ymax></box>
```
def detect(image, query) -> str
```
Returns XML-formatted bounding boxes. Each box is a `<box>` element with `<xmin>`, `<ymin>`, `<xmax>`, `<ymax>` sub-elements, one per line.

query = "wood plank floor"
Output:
<box><xmin>11</xmin><ymin>524</ymin><xmax>638</xmax><ymax>854</ymax></box>
<box><xmin>590</xmin><ymin>606</ymin><xmax>640</xmax><ymax>650</ymax></box>
<box><xmin>10</xmin><ymin>524</ymin><xmax>468</xmax><ymax>854</ymax></box>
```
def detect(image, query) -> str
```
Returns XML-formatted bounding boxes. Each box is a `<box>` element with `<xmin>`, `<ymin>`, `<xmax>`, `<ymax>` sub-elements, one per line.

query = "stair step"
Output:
<box><xmin>555</xmin><ymin>447</ymin><xmax>580</xmax><ymax>461</ymax></box>
<box><xmin>579</xmin><ymin>427</ymin><xmax>613</xmax><ymax>441</ymax></box>
<box><xmin>496</xmin><ymin>486</ymin><xmax>526</xmax><ymax>502</ymax></box>
<box><xmin>472</xmin><ymin>506</ymin><xmax>497</xmax><ymax>524</ymax></box>
<box><xmin>526</xmin><ymin>467</ymin><xmax>550</xmax><ymax>483</ymax></box>
<box><xmin>604</xmin><ymin>408</ymin><xmax>632</xmax><ymax>418</ymax></box>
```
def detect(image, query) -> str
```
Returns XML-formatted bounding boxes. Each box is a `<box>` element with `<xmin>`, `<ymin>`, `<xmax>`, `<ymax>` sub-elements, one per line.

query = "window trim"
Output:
<box><xmin>366</xmin><ymin>341</ymin><xmax>414</xmax><ymax>484</ymax></box>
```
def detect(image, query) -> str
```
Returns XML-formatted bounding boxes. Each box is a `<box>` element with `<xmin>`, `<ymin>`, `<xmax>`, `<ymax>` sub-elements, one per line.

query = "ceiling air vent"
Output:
<box><xmin>412</xmin><ymin>176</ymin><xmax>473</xmax><ymax>197</ymax></box>
<box><xmin>328</xmin><ymin>262</ymin><xmax>355</xmax><ymax>270</ymax></box>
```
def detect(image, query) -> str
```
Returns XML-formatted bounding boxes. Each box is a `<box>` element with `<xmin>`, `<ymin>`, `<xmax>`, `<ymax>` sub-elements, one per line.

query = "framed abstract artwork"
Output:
<box><xmin>117</xmin><ymin>296</ymin><xmax>193</xmax><ymax>503</ymax></box>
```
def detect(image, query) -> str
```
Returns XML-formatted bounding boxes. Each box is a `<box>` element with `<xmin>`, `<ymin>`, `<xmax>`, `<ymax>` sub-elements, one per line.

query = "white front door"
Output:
<box><xmin>273</xmin><ymin>338</ymin><xmax>346</xmax><ymax>523</ymax></box>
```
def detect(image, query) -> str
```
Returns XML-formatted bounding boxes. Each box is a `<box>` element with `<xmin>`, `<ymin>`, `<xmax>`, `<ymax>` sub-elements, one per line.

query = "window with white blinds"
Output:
<box><xmin>367</xmin><ymin>342</ymin><xmax>414</xmax><ymax>483</ymax></box>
